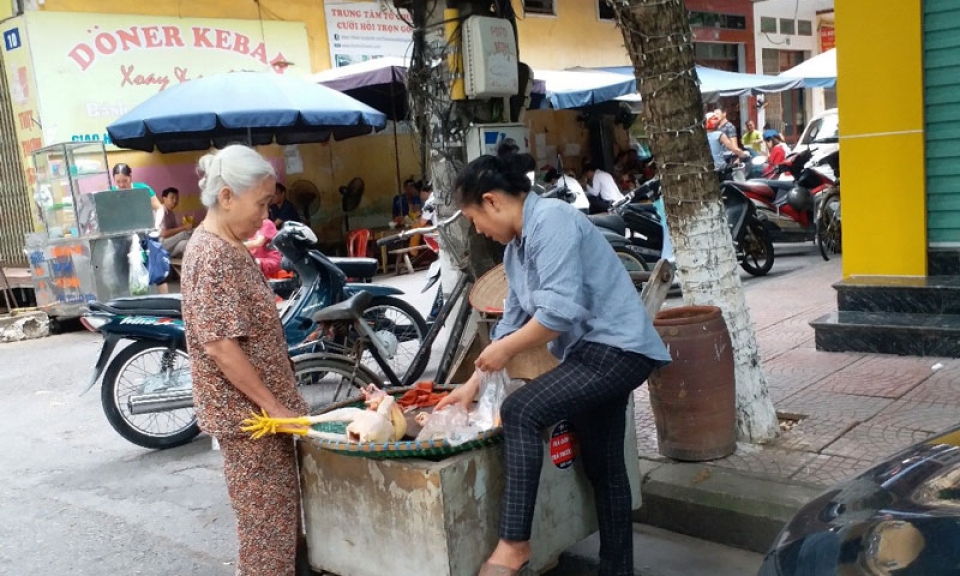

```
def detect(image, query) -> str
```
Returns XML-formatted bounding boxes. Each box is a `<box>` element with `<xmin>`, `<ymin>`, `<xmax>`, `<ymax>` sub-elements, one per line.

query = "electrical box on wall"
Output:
<box><xmin>466</xmin><ymin>123</ymin><xmax>528</xmax><ymax>162</ymax></box>
<box><xmin>461</xmin><ymin>15</ymin><xmax>519</xmax><ymax>99</ymax></box>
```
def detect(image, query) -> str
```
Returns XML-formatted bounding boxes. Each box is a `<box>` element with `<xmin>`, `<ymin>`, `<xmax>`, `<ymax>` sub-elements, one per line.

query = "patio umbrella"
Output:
<box><xmin>779</xmin><ymin>48</ymin><xmax>837</xmax><ymax>88</ymax></box>
<box><xmin>309</xmin><ymin>57</ymin><xmax>410</xmax><ymax>121</ymax></box>
<box><xmin>107</xmin><ymin>71</ymin><xmax>387</xmax><ymax>153</ymax></box>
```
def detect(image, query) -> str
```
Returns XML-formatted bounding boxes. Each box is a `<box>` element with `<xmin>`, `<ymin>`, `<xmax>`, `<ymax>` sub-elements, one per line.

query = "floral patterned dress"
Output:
<box><xmin>181</xmin><ymin>227</ymin><xmax>307</xmax><ymax>576</ymax></box>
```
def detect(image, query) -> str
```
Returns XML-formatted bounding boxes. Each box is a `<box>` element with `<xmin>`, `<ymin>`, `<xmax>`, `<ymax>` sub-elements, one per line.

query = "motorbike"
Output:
<box><xmin>591</xmin><ymin>172</ymin><xmax>775</xmax><ymax>276</ymax></box>
<box><xmin>725</xmin><ymin>148</ymin><xmax>840</xmax><ymax>256</ymax></box>
<box><xmin>80</xmin><ymin>222</ymin><xmax>424</xmax><ymax>449</ymax></box>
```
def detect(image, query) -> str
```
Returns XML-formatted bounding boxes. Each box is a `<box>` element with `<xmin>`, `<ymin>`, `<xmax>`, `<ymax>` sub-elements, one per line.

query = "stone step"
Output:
<box><xmin>629</xmin><ymin>460</ymin><xmax>821</xmax><ymax>554</ymax></box>
<box><xmin>811</xmin><ymin>310</ymin><xmax>960</xmax><ymax>357</ymax></box>
<box><xmin>835</xmin><ymin>275</ymin><xmax>960</xmax><ymax>315</ymax></box>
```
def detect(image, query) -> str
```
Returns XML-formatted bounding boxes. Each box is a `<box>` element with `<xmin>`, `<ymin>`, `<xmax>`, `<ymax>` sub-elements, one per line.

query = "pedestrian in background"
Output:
<box><xmin>154</xmin><ymin>187</ymin><xmax>192</xmax><ymax>257</ymax></box>
<box><xmin>268</xmin><ymin>182</ymin><xmax>303</xmax><ymax>229</ymax></box>
<box><xmin>742</xmin><ymin>120</ymin><xmax>765</xmax><ymax>154</ymax></box>
<box><xmin>180</xmin><ymin>144</ymin><xmax>307</xmax><ymax>576</ymax></box>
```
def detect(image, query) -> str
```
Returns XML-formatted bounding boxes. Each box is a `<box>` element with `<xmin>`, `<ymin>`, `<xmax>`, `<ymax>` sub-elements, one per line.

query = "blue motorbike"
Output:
<box><xmin>80</xmin><ymin>223</ymin><xmax>427</xmax><ymax>449</ymax></box>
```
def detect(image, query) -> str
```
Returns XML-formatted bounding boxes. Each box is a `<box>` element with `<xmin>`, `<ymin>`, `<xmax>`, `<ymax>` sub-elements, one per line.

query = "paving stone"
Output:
<box><xmin>757</xmin><ymin>329</ymin><xmax>813</xmax><ymax>361</ymax></box>
<box><xmin>807</xmin><ymin>370</ymin><xmax>927</xmax><ymax>399</ymax></box>
<box><xmin>902</xmin><ymin>366</ymin><xmax>960</xmax><ymax>406</ymax></box>
<box><xmin>707</xmin><ymin>445</ymin><xmax>818</xmax><ymax>482</ymax></box>
<box><xmin>763</xmin><ymin>348</ymin><xmax>863</xmax><ymax>391</ymax></box>
<box><xmin>873</xmin><ymin>400</ymin><xmax>960</xmax><ymax>434</ymax></box>
<box><xmin>775</xmin><ymin>390</ymin><xmax>892</xmax><ymax>423</ymax></box>
<box><xmin>790</xmin><ymin>454</ymin><xmax>879</xmax><ymax>487</ymax></box>
<box><xmin>820</xmin><ymin>422</ymin><xmax>932</xmax><ymax>462</ymax></box>
<box><xmin>774</xmin><ymin>416</ymin><xmax>856</xmax><ymax>454</ymax></box>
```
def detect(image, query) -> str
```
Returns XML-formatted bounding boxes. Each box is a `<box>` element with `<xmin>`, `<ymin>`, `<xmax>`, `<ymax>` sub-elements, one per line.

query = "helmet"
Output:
<box><xmin>762</xmin><ymin>129</ymin><xmax>779</xmax><ymax>141</ymax></box>
<box><xmin>786</xmin><ymin>186</ymin><xmax>813</xmax><ymax>212</ymax></box>
<box><xmin>705</xmin><ymin>113</ymin><xmax>720</xmax><ymax>131</ymax></box>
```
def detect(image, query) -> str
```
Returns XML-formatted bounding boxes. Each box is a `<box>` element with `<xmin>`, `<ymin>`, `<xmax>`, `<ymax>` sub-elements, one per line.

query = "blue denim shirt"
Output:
<box><xmin>492</xmin><ymin>193</ymin><xmax>672</xmax><ymax>365</ymax></box>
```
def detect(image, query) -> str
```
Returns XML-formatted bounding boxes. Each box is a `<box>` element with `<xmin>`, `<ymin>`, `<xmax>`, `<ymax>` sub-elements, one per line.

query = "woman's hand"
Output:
<box><xmin>435</xmin><ymin>371</ymin><xmax>481</xmax><ymax>412</ymax></box>
<box><xmin>475</xmin><ymin>339</ymin><xmax>515</xmax><ymax>373</ymax></box>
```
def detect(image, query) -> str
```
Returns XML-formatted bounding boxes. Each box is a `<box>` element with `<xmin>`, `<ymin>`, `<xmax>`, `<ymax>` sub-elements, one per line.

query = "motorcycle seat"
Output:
<box><xmin>312</xmin><ymin>291</ymin><xmax>373</xmax><ymax>323</ymax></box>
<box><xmin>90</xmin><ymin>295</ymin><xmax>183</xmax><ymax>318</ymax></box>
<box><xmin>329</xmin><ymin>257</ymin><xmax>378</xmax><ymax>279</ymax></box>
<box><xmin>588</xmin><ymin>213</ymin><xmax>626</xmax><ymax>236</ymax></box>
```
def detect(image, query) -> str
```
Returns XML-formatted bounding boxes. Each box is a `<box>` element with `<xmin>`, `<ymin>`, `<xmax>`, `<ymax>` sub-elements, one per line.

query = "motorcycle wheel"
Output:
<box><xmin>293</xmin><ymin>354</ymin><xmax>383</xmax><ymax>414</ymax></box>
<box><xmin>361</xmin><ymin>296</ymin><xmax>430</xmax><ymax>383</ymax></box>
<box><xmin>739</xmin><ymin>221</ymin><xmax>776</xmax><ymax>277</ymax></box>
<box><xmin>614</xmin><ymin>246</ymin><xmax>650</xmax><ymax>273</ymax></box>
<box><xmin>817</xmin><ymin>190</ymin><xmax>841</xmax><ymax>261</ymax></box>
<box><xmin>101</xmin><ymin>341</ymin><xmax>200</xmax><ymax>450</ymax></box>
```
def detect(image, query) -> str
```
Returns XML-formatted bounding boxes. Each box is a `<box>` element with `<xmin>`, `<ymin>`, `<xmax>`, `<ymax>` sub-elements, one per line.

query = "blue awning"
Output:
<box><xmin>591</xmin><ymin>66</ymin><xmax>804</xmax><ymax>102</ymax></box>
<box><xmin>535</xmin><ymin>69</ymin><xmax>637</xmax><ymax>109</ymax></box>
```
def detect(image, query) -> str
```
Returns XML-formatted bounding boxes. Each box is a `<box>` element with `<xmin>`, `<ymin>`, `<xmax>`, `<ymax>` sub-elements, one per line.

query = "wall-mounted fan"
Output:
<box><xmin>338</xmin><ymin>177</ymin><xmax>365</xmax><ymax>233</ymax></box>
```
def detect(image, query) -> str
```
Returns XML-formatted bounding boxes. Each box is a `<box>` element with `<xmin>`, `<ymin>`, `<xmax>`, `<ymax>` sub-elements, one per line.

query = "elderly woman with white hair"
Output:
<box><xmin>180</xmin><ymin>144</ymin><xmax>307</xmax><ymax>576</ymax></box>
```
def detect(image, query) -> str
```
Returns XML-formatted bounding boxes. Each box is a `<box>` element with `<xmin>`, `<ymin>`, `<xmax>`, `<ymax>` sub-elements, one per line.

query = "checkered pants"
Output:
<box><xmin>499</xmin><ymin>341</ymin><xmax>655</xmax><ymax>576</ymax></box>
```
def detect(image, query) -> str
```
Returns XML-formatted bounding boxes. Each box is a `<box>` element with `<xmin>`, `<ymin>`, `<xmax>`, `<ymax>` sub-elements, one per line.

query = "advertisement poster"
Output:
<box><xmin>324</xmin><ymin>1</ymin><xmax>417</xmax><ymax>67</ymax></box>
<box><xmin>1</xmin><ymin>16</ymin><xmax>42</xmax><ymax>192</ymax></box>
<box><xmin>20</xmin><ymin>11</ymin><xmax>312</xmax><ymax>148</ymax></box>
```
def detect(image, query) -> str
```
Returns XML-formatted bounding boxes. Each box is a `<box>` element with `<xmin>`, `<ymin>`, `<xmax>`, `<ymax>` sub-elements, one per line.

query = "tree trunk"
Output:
<box><xmin>610</xmin><ymin>0</ymin><xmax>778</xmax><ymax>442</ymax></box>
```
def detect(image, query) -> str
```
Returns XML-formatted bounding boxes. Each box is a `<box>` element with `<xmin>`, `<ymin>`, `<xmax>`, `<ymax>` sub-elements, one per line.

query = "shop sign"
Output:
<box><xmin>1</xmin><ymin>17</ymin><xmax>42</xmax><ymax>198</ymax></box>
<box><xmin>820</xmin><ymin>26</ymin><xmax>835</xmax><ymax>52</ymax></box>
<box><xmin>18</xmin><ymin>12</ymin><xmax>311</xmax><ymax>148</ymax></box>
<box><xmin>324</xmin><ymin>1</ymin><xmax>418</xmax><ymax>67</ymax></box>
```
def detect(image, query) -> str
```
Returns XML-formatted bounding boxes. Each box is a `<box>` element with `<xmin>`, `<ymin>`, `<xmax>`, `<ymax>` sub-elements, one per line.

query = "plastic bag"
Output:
<box><xmin>415</xmin><ymin>370</ymin><xmax>523</xmax><ymax>445</ymax></box>
<box><xmin>141</xmin><ymin>233</ymin><xmax>170</xmax><ymax>285</ymax></box>
<box><xmin>128</xmin><ymin>234</ymin><xmax>150</xmax><ymax>295</ymax></box>
<box><xmin>473</xmin><ymin>369</ymin><xmax>512</xmax><ymax>430</ymax></box>
<box><xmin>415</xmin><ymin>404</ymin><xmax>481</xmax><ymax>447</ymax></box>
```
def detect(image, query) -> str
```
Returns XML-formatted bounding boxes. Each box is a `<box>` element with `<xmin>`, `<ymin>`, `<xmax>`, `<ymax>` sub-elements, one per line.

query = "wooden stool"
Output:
<box><xmin>388</xmin><ymin>247</ymin><xmax>419</xmax><ymax>275</ymax></box>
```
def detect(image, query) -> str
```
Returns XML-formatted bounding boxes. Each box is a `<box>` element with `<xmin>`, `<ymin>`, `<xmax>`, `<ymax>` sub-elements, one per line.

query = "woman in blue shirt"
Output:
<box><xmin>437</xmin><ymin>154</ymin><xmax>671</xmax><ymax>576</ymax></box>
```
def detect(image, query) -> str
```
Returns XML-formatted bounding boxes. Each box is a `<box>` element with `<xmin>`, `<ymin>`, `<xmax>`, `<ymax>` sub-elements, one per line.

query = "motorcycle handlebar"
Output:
<box><xmin>376</xmin><ymin>210</ymin><xmax>462</xmax><ymax>246</ymax></box>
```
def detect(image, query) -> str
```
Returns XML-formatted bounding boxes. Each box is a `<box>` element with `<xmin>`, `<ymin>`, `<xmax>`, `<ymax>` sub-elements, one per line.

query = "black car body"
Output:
<box><xmin>759</xmin><ymin>426</ymin><xmax>960</xmax><ymax>575</ymax></box>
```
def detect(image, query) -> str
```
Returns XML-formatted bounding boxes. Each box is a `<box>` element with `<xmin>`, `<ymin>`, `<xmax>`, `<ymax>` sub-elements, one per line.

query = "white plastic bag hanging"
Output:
<box><xmin>128</xmin><ymin>234</ymin><xmax>150</xmax><ymax>295</ymax></box>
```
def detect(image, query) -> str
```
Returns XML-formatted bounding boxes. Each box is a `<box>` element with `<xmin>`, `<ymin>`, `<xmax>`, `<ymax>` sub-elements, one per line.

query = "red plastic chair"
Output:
<box><xmin>346</xmin><ymin>229</ymin><xmax>371</xmax><ymax>258</ymax></box>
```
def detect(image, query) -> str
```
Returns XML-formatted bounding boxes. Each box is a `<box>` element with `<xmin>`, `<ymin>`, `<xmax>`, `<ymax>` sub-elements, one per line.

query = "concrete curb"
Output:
<box><xmin>0</xmin><ymin>311</ymin><xmax>50</xmax><ymax>343</ymax></box>
<box><xmin>632</xmin><ymin>458</ymin><xmax>824</xmax><ymax>553</ymax></box>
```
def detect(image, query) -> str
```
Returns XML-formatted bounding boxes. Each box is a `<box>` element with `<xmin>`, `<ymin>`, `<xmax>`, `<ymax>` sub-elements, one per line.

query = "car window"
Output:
<box><xmin>813</xmin><ymin>113</ymin><xmax>840</xmax><ymax>143</ymax></box>
<box><xmin>801</xmin><ymin>118</ymin><xmax>823</xmax><ymax>146</ymax></box>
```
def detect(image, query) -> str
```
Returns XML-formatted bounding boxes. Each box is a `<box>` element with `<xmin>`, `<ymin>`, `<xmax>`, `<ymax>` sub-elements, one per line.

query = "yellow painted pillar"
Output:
<box><xmin>836</xmin><ymin>0</ymin><xmax>927</xmax><ymax>277</ymax></box>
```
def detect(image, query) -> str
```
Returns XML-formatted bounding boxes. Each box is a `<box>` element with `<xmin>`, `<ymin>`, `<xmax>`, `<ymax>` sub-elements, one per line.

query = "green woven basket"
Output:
<box><xmin>308</xmin><ymin>385</ymin><xmax>503</xmax><ymax>459</ymax></box>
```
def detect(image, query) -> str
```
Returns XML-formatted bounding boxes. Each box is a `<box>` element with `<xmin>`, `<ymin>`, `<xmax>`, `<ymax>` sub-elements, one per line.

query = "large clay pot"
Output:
<box><xmin>648</xmin><ymin>305</ymin><xmax>736</xmax><ymax>461</ymax></box>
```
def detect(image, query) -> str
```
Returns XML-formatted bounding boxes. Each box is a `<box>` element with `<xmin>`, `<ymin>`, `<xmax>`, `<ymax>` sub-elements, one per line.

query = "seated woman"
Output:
<box><xmin>436</xmin><ymin>153</ymin><xmax>671</xmax><ymax>576</ymax></box>
<box><xmin>245</xmin><ymin>219</ymin><xmax>283</xmax><ymax>278</ymax></box>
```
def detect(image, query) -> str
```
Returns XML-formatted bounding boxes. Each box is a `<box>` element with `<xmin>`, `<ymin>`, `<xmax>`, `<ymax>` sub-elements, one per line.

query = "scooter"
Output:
<box><xmin>80</xmin><ymin>222</ymin><xmax>424</xmax><ymax>450</ymax></box>
<box><xmin>588</xmin><ymin>178</ymin><xmax>664</xmax><ymax>271</ymax></box>
<box><xmin>591</xmin><ymin>172</ymin><xmax>775</xmax><ymax>276</ymax></box>
<box><xmin>727</xmin><ymin>148</ymin><xmax>839</xmax><ymax>245</ymax></box>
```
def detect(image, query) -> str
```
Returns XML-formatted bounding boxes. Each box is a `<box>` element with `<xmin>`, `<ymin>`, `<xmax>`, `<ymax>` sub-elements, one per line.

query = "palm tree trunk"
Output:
<box><xmin>609</xmin><ymin>0</ymin><xmax>778</xmax><ymax>442</ymax></box>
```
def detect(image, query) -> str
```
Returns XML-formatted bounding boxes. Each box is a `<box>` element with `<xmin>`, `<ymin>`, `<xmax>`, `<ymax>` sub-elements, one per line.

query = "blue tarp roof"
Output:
<box><xmin>538</xmin><ymin>65</ymin><xmax>805</xmax><ymax>109</ymax></box>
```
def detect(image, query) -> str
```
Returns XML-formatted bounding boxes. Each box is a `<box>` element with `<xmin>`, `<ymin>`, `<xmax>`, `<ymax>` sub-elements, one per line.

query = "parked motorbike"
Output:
<box><xmin>80</xmin><ymin>222</ymin><xmax>424</xmax><ymax>449</ymax></box>
<box><xmin>588</xmin><ymin>178</ymin><xmax>664</xmax><ymax>271</ymax></box>
<box><xmin>591</xmin><ymin>172</ymin><xmax>775</xmax><ymax>276</ymax></box>
<box><xmin>726</xmin><ymin>148</ymin><xmax>840</xmax><ymax>254</ymax></box>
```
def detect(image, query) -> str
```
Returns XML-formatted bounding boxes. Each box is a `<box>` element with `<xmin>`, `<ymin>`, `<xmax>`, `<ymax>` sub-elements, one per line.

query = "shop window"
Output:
<box><xmin>689</xmin><ymin>11</ymin><xmax>747</xmax><ymax>30</ymax></box>
<box><xmin>598</xmin><ymin>0</ymin><xmax>616</xmax><ymax>20</ymax></box>
<box><xmin>760</xmin><ymin>16</ymin><xmax>777</xmax><ymax>34</ymax></box>
<box><xmin>797</xmin><ymin>20</ymin><xmax>813</xmax><ymax>36</ymax></box>
<box><xmin>780</xmin><ymin>18</ymin><xmax>796</xmax><ymax>35</ymax></box>
<box><xmin>523</xmin><ymin>0</ymin><xmax>555</xmax><ymax>16</ymax></box>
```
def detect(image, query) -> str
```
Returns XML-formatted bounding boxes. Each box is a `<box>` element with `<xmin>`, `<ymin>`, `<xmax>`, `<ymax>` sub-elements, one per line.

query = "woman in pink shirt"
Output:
<box><xmin>245</xmin><ymin>219</ymin><xmax>283</xmax><ymax>278</ymax></box>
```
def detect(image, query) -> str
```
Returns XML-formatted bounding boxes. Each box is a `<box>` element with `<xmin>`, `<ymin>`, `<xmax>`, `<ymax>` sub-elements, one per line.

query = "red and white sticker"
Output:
<box><xmin>549</xmin><ymin>420</ymin><xmax>576</xmax><ymax>469</ymax></box>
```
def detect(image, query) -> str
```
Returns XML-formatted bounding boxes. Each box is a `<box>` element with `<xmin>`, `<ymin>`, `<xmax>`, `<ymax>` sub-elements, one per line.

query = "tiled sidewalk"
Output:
<box><xmin>635</xmin><ymin>256</ymin><xmax>960</xmax><ymax>488</ymax></box>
